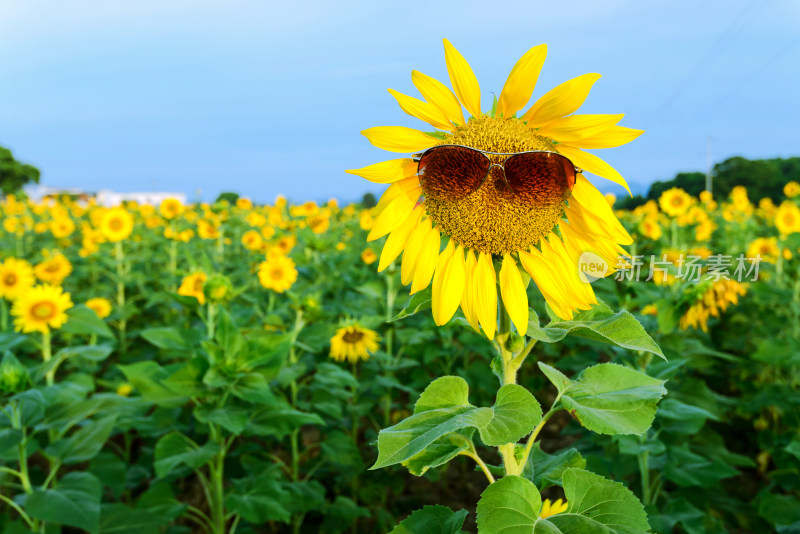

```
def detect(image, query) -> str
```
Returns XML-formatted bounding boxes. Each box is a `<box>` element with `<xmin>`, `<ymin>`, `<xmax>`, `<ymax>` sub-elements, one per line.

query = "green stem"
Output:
<box><xmin>1</xmin><ymin>298</ymin><xmax>8</xmax><ymax>331</ymax></box>
<box><xmin>207</xmin><ymin>302</ymin><xmax>217</xmax><ymax>340</ymax></box>
<box><xmin>0</xmin><ymin>493</ymin><xmax>35</xmax><ymax>530</ymax></box>
<box><xmin>496</xmin><ymin>301</ymin><xmax>520</xmax><ymax>476</ymax></box>
<box><xmin>169</xmin><ymin>233</ymin><xmax>178</xmax><ymax>292</ymax></box>
<box><xmin>42</xmin><ymin>330</ymin><xmax>54</xmax><ymax>386</ymax></box>
<box><xmin>638</xmin><ymin>434</ymin><xmax>651</xmax><ymax>505</ymax></box>
<box><xmin>382</xmin><ymin>269</ymin><xmax>396</xmax><ymax>426</ymax></box>
<box><xmin>12</xmin><ymin>404</ymin><xmax>33</xmax><ymax>495</ymax></box>
<box><xmin>114</xmin><ymin>242</ymin><xmax>127</xmax><ymax>355</ymax></box>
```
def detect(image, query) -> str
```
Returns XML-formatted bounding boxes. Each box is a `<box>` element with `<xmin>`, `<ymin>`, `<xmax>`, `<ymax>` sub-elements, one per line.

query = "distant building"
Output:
<box><xmin>95</xmin><ymin>190</ymin><xmax>187</xmax><ymax>207</ymax></box>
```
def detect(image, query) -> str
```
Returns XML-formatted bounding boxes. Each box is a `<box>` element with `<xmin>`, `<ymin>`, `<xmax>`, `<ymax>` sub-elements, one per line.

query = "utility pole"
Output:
<box><xmin>705</xmin><ymin>136</ymin><xmax>713</xmax><ymax>197</ymax></box>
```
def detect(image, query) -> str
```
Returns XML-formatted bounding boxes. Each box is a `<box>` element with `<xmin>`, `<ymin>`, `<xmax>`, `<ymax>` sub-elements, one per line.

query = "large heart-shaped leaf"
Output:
<box><xmin>372</xmin><ymin>376</ymin><xmax>541</xmax><ymax>469</ymax></box>
<box><xmin>25</xmin><ymin>472</ymin><xmax>102</xmax><ymax>534</ymax></box>
<box><xmin>559</xmin><ymin>363</ymin><xmax>667</xmax><ymax>435</ymax></box>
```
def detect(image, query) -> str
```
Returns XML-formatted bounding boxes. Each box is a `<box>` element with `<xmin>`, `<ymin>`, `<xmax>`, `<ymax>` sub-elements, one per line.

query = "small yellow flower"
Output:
<box><xmin>257</xmin><ymin>256</ymin><xmax>298</xmax><ymax>293</ymax></box>
<box><xmin>159</xmin><ymin>198</ymin><xmax>185</xmax><ymax>219</ymax></box>
<box><xmin>658</xmin><ymin>188</ymin><xmax>692</xmax><ymax>217</ymax></box>
<box><xmin>641</xmin><ymin>304</ymin><xmax>658</xmax><ymax>316</ymax></box>
<box><xmin>241</xmin><ymin>230</ymin><xmax>264</xmax><ymax>251</ymax></box>
<box><xmin>784</xmin><ymin>181</ymin><xmax>800</xmax><ymax>198</ymax></box>
<box><xmin>11</xmin><ymin>284</ymin><xmax>73</xmax><ymax>334</ymax></box>
<box><xmin>178</xmin><ymin>272</ymin><xmax>208</xmax><ymax>304</ymax></box>
<box><xmin>336</xmin><ymin>242</ymin><xmax>347</xmax><ymax>251</ymax></box>
<box><xmin>236</xmin><ymin>197</ymin><xmax>253</xmax><ymax>210</ymax></box>
<box><xmin>34</xmin><ymin>253</ymin><xmax>73</xmax><ymax>285</ymax></box>
<box><xmin>0</xmin><ymin>258</ymin><xmax>35</xmax><ymax>301</ymax></box>
<box><xmin>775</xmin><ymin>201</ymin><xmax>800</xmax><ymax>236</ymax></box>
<box><xmin>116</xmin><ymin>383</ymin><xmax>134</xmax><ymax>396</ymax></box>
<box><xmin>638</xmin><ymin>217</ymin><xmax>662</xmax><ymax>240</ymax></box>
<box><xmin>307</xmin><ymin>214</ymin><xmax>330</xmax><ymax>234</ymax></box>
<box><xmin>359</xmin><ymin>210</ymin><xmax>374</xmax><ymax>230</ymax></box>
<box><xmin>100</xmin><ymin>207</ymin><xmax>134</xmax><ymax>242</ymax></box>
<box><xmin>361</xmin><ymin>248</ymin><xmax>377</xmax><ymax>265</ymax></box>
<box><xmin>539</xmin><ymin>498</ymin><xmax>568</xmax><ymax>519</ymax></box>
<box><xmin>329</xmin><ymin>324</ymin><xmax>380</xmax><ymax>363</ymax></box>
<box><xmin>747</xmin><ymin>237</ymin><xmax>779</xmax><ymax>263</ymax></box>
<box><xmin>50</xmin><ymin>217</ymin><xmax>75</xmax><ymax>238</ymax></box>
<box><xmin>86</xmin><ymin>297</ymin><xmax>112</xmax><ymax>319</ymax></box>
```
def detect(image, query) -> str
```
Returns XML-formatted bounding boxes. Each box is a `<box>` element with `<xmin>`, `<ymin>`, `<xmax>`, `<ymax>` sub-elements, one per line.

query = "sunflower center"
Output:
<box><xmin>342</xmin><ymin>329</ymin><xmax>364</xmax><ymax>344</ymax></box>
<box><xmin>32</xmin><ymin>301</ymin><xmax>56</xmax><ymax>320</ymax></box>
<box><xmin>270</xmin><ymin>268</ymin><xmax>284</xmax><ymax>280</ymax></box>
<box><xmin>422</xmin><ymin>116</ymin><xmax>567</xmax><ymax>255</ymax></box>
<box><xmin>4</xmin><ymin>274</ymin><xmax>17</xmax><ymax>286</ymax></box>
<box><xmin>193</xmin><ymin>279</ymin><xmax>204</xmax><ymax>292</ymax></box>
<box><xmin>109</xmin><ymin>218</ymin><xmax>124</xmax><ymax>231</ymax></box>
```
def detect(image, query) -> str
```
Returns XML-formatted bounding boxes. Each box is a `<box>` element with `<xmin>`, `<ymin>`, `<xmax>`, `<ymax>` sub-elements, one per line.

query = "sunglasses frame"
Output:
<box><xmin>412</xmin><ymin>144</ymin><xmax>583</xmax><ymax>197</ymax></box>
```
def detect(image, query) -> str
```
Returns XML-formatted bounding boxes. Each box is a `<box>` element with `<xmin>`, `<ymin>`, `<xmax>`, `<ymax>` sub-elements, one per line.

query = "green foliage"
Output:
<box><xmin>0</xmin><ymin>146</ymin><xmax>40</xmax><ymax>195</ymax></box>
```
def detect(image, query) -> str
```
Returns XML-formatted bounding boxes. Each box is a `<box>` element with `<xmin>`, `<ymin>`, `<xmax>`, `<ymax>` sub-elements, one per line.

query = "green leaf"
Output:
<box><xmin>657</xmin><ymin>398</ymin><xmax>717</xmax><ymax>434</ymax></box>
<box><xmin>523</xmin><ymin>443</ymin><xmax>586</xmax><ymax>490</ymax></box>
<box><xmin>0</xmin><ymin>428</ymin><xmax>22</xmax><ymax>450</ymax></box>
<box><xmin>389</xmin><ymin>286</ymin><xmax>432</xmax><ymax>322</ymax></box>
<box><xmin>193</xmin><ymin>404</ymin><xmax>250</xmax><ymax>435</ymax></box>
<box><xmin>403</xmin><ymin>431</ymin><xmax>474</xmax><ymax>476</ymax></box>
<box><xmin>99</xmin><ymin>504</ymin><xmax>169</xmax><ymax>534</ymax></box>
<box><xmin>538</xmin><ymin>362</ymin><xmax>571</xmax><ymax>396</ymax></box>
<box><xmin>25</xmin><ymin>472</ymin><xmax>102</xmax><ymax>534</ymax></box>
<box><xmin>663</xmin><ymin>444</ymin><xmax>738</xmax><ymax>487</ymax></box>
<box><xmin>561</xmin><ymin>363</ymin><xmax>666</xmax><ymax>435</ymax></box>
<box><xmin>140</xmin><ymin>327</ymin><xmax>201</xmax><ymax>353</ymax></box>
<box><xmin>372</xmin><ymin>376</ymin><xmax>541</xmax><ymax>469</ymax></box>
<box><xmin>47</xmin><ymin>415</ymin><xmax>116</xmax><ymax>464</ymax></box>
<box><xmin>476</xmin><ymin>476</ymin><xmax>542</xmax><ymax>534</ymax></box>
<box><xmin>37</xmin><ymin>345</ymin><xmax>114</xmax><ymax>382</ymax></box>
<box><xmin>528</xmin><ymin>302</ymin><xmax>664</xmax><ymax>359</ymax></box>
<box><xmin>546</xmin><ymin>468</ymin><xmax>650</xmax><ymax>533</ymax></box>
<box><xmin>245</xmin><ymin>405</ymin><xmax>325</xmax><ymax>439</ymax></box>
<box><xmin>90</xmin><ymin>452</ymin><xmax>127</xmax><ymax>499</ymax></box>
<box><xmin>61</xmin><ymin>305</ymin><xmax>115</xmax><ymax>339</ymax></box>
<box><xmin>226</xmin><ymin>494</ymin><xmax>291</xmax><ymax>524</ymax></box>
<box><xmin>153</xmin><ymin>431</ymin><xmax>217</xmax><ymax>478</ymax></box>
<box><xmin>390</xmin><ymin>505</ymin><xmax>468</xmax><ymax>534</ymax></box>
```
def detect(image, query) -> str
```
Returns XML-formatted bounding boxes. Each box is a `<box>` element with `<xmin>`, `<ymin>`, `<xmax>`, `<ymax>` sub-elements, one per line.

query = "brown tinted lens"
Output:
<box><xmin>418</xmin><ymin>146</ymin><xmax>490</xmax><ymax>200</ymax></box>
<box><xmin>503</xmin><ymin>152</ymin><xmax>576</xmax><ymax>207</ymax></box>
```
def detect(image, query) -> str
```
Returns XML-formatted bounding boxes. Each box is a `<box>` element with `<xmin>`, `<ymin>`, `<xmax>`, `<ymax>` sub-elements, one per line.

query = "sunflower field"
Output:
<box><xmin>2</xmin><ymin>41</ymin><xmax>800</xmax><ymax>534</ymax></box>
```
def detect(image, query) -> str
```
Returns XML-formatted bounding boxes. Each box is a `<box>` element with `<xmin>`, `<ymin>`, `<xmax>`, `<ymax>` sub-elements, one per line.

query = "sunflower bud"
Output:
<box><xmin>203</xmin><ymin>274</ymin><xmax>233</xmax><ymax>303</ymax></box>
<box><xmin>506</xmin><ymin>332</ymin><xmax>525</xmax><ymax>353</ymax></box>
<box><xmin>0</xmin><ymin>353</ymin><xmax>31</xmax><ymax>395</ymax></box>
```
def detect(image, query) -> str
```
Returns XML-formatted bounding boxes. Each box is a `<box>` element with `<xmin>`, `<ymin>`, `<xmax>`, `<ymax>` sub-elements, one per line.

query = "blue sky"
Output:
<box><xmin>1</xmin><ymin>0</ymin><xmax>798</xmax><ymax>204</ymax></box>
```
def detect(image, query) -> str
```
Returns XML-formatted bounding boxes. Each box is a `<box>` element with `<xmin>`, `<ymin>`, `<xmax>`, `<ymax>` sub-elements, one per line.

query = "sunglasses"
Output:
<box><xmin>413</xmin><ymin>144</ymin><xmax>581</xmax><ymax>205</ymax></box>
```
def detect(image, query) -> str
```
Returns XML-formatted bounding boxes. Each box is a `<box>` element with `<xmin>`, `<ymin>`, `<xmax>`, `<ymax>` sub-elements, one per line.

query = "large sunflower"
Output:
<box><xmin>347</xmin><ymin>40</ymin><xmax>641</xmax><ymax>337</ymax></box>
<box><xmin>12</xmin><ymin>284</ymin><xmax>73</xmax><ymax>334</ymax></box>
<box><xmin>99</xmin><ymin>207</ymin><xmax>135</xmax><ymax>242</ymax></box>
<box><xmin>0</xmin><ymin>258</ymin><xmax>36</xmax><ymax>300</ymax></box>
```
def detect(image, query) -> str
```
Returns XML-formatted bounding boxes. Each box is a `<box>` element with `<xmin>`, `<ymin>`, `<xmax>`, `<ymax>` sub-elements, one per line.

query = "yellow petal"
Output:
<box><xmin>379</xmin><ymin>206</ymin><xmax>423</xmax><ymax>272</ymax></box>
<box><xmin>443</xmin><ymin>39</ymin><xmax>482</xmax><ymax>119</ymax></box>
<box><xmin>522</xmin><ymin>73</ymin><xmax>601</xmax><ymax>127</ymax></box>
<box><xmin>372</xmin><ymin>176</ymin><xmax>420</xmax><ymax>215</ymax></box>
<box><xmin>433</xmin><ymin>243</ymin><xmax>467</xmax><ymax>326</ymax></box>
<box><xmin>496</xmin><ymin>44</ymin><xmax>547</xmax><ymax>119</ymax></box>
<box><xmin>567</xmin><ymin>125</ymin><xmax>644</xmax><ymax>149</ymax></box>
<box><xmin>368</xmin><ymin>188</ymin><xmax>418</xmax><ymax>241</ymax></box>
<box><xmin>401</xmin><ymin>218</ymin><xmax>432</xmax><ymax>285</ymax></box>
<box><xmin>411</xmin><ymin>70</ymin><xmax>465</xmax><ymax>126</ymax></box>
<box><xmin>569</xmin><ymin>175</ymin><xmax>632</xmax><ymax>244</ymax></box>
<box><xmin>557</xmin><ymin>145</ymin><xmax>631</xmax><ymax>195</ymax></box>
<box><xmin>537</xmin><ymin>114</ymin><xmax>624</xmax><ymax>144</ymax></box>
<box><xmin>388</xmin><ymin>88</ymin><xmax>453</xmax><ymax>131</ymax></box>
<box><xmin>431</xmin><ymin>240</ymin><xmax>455</xmax><ymax>324</ymax></box>
<box><xmin>474</xmin><ymin>252</ymin><xmax>497</xmax><ymax>339</ymax></box>
<box><xmin>460</xmin><ymin>249</ymin><xmax>481</xmax><ymax>332</ymax></box>
<box><xmin>345</xmin><ymin>158</ymin><xmax>418</xmax><ymax>184</ymax></box>
<box><xmin>362</xmin><ymin>126</ymin><xmax>437</xmax><ymax>153</ymax></box>
<box><xmin>411</xmin><ymin>225</ymin><xmax>441</xmax><ymax>294</ymax></box>
<box><xmin>499</xmin><ymin>254</ymin><xmax>529</xmax><ymax>336</ymax></box>
<box><xmin>518</xmin><ymin>249</ymin><xmax>573</xmax><ymax>320</ymax></box>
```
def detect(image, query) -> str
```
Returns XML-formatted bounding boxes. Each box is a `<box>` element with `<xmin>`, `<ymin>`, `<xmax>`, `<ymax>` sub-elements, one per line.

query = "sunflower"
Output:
<box><xmin>257</xmin><ymin>255</ymin><xmax>298</xmax><ymax>293</ymax></box>
<box><xmin>329</xmin><ymin>324</ymin><xmax>380</xmax><ymax>363</ymax></box>
<box><xmin>86</xmin><ymin>297</ymin><xmax>112</xmax><ymax>319</ymax></box>
<box><xmin>178</xmin><ymin>272</ymin><xmax>208</xmax><ymax>304</ymax></box>
<box><xmin>658</xmin><ymin>187</ymin><xmax>693</xmax><ymax>217</ymax></box>
<box><xmin>784</xmin><ymin>181</ymin><xmax>800</xmax><ymax>198</ymax></box>
<box><xmin>50</xmin><ymin>217</ymin><xmax>76</xmax><ymax>238</ymax></box>
<box><xmin>241</xmin><ymin>230</ymin><xmax>264</xmax><ymax>251</ymax></box>
<box><xmin>0</xmin><ymin>258</ymin><xmax>35</xmax><ymax>300</ymax></box>
<box><xmin>34</xmin><ymin>253</ymin><xmax>73</xmax><ymax>285</ymax></box>
<box><xmin>11</xmin><ymin>284</ymin><xmax>73</xmax><ymax>334</ymax></box>
<box><xmin>100</xmin><ymin>207</ymin><xmax>134</xmax><ymax>242</ymax></box>
<box><xmin>747</xmin><ymin>237</ymin><xmax>779</xmax><ymax>263</ymax></box>
<box><xmin>359</xmin><ymin>248</ymin><xmax>377</xmax><ymax>264</ymax></box>
<box><xmin>158</xmin><ymin>198</ymin><xmax>184</xmax><ymax>220</ymax></box>
<box><xmin>775</xmin><ymin>201</ymin><xmax>800</xmax><ymax>236</ymax></box>
<box><xmin>539</xmin><ymin>498</ymin><xmax>568</xmax><ymax>520</ymax></box>
<box><xmin>638</xmin><ymin>217</ymin><xmax>662</xmax><ymax>240</ymax></box>
<box><xmin>346</xmin><ymin>40</ymin><xmax>640</xmax><ymax>334</ymax></box>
